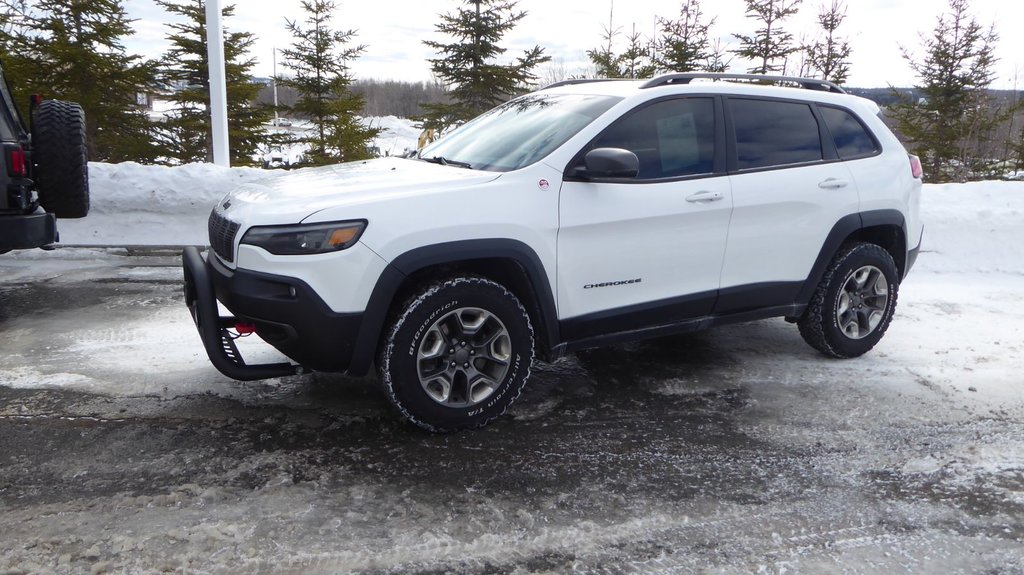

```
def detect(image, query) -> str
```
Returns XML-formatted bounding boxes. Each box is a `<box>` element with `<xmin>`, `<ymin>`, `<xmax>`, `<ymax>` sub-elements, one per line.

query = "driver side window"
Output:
<box><xmin>591</xmin><ymin>97</ymin><xmax>715</xmax><ymax>180</ymax></box>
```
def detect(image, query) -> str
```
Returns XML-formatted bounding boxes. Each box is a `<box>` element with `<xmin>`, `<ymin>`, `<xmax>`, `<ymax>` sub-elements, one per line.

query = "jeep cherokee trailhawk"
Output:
<box><xmin>183</xmin><ymin>73</ymin><xmax>924</xmax><ymax>431</ymax></box>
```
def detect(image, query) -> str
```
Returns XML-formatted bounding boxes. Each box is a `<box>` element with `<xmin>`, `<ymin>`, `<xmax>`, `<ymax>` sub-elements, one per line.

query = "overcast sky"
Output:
<box><xmin>122</xmin><ymin>0</ymin><xmax>1024</xmax><ymax>89</ymax></box>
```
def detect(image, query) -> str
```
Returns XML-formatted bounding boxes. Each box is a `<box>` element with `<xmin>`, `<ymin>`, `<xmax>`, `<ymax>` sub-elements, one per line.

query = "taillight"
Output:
<box><xmin>8</xmin><ymin>146</ymin><xmax>26</xmax><ymax>177</ymax></box>
<box><xmin>909</xmin><ymin>154</ymin><xmax>923</xmax><ymax>179</ymax></box>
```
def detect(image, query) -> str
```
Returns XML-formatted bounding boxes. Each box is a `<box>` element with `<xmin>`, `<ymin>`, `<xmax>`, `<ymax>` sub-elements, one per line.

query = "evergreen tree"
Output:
<box><xmin>423</xmin><ymin>0</ymin><xmax>549</xmax><ymax>130</ymax></box>
<box><xmin>654</xmin><ymin>0</ymin><xmax>714</xmax><ymax>73</ymax></box>
<box><xmin>0</xmin><ymin>0</ymin><xmax>158</xmax><ymax>162</ymax></box>
<box><xmin>618</xmin><ymin>26</ymin><xmax>656</xmax><ymax>79</ymax></box>
<box><xmin>277</xmin><ymin>0</ymin><xmax>378</xmax><ymax>165</ymax></box>
<box><xmin>586</xmin><ymin>3</ymin><xmax>622</xmax><ymax>79</ymax></box>
<box><xmin>733</xmin><ymin>0</ymin><xmax>803</xmax><ymax>75</ymax></box>
<box><xmin>154</xmin><ymin>0</ymin><xmax>272</xmax><ymax>166</ymax></box>
<box><xmin>805</xmin><ymin>0</ymin><xmax>851</xmax><ymax>84</ymax></box>
<box><xmin>705</xmin><ymin>39</ymin><xmax>732</xmax><ymax>73</ymax></box>
<box><xmin>888</xmin><ymin>0</ymin><xmax>1001</xmax><ymax>181</ymax></box>
<box><xmin>586</xmin><ymin>4</ymin><xmax>654</xmax><ymax>79</ymax></box>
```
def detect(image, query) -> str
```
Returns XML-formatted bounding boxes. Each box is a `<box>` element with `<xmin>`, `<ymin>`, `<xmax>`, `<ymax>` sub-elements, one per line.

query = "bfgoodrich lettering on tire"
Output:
<box><xmin>798</xmin><ymin>243</ymin><xmax>899</xmax><ymax>358</ymax></box>
<box><xmin>378</xmin><ymin>276</ymin><xmax>534</xmax><ymax>432</ymax></box>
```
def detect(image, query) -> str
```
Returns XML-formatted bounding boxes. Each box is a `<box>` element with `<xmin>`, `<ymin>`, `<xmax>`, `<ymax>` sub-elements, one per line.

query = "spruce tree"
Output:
<box><xmin>733</xmin><ymin>0</ymin><xmax>803</xmax><ymax>75</ymax></box>
<box><xmin>586</xmin><ymin>4</ymin><xmax>623</xmax><ymax>79</ymax></box>
<box><xmin>705</xmin><ymin>39</ymin><xmax>732</xmax><ymax>73</ymax></box>
<box><xmin>805</xmin><ymin>0</ymin><xmax>851</xmax><ymax>84</ymax></box>
<box><xmin>277</xmin><ymin>0</ymin><xmax>378</xmax><ymax>165</ymax></box>
<box><xmin>423</xmin><ymin>0</ymin><xmax>550</xmax><ymax>130</ymax></box>
<box><xmin>0</xmin><ymin>0</ymin><xmax>158</xmax><ymax>162</ymax></box>
<box><xmin>154</xmin><ymin>0</ymin><xmax>272</xmax><ymax>166</ymax></box>
<box><xmin>608</xmin><ymin>26</ymin><xmax>656</xmax><ymax>79</ymax></box>
<box><xmin>888</xmin><ymin>0</ymin><xmax>1000</xmax><ymax>181</ymax></box>
<box><xmin>654</xmin><ymin>0</ymin><xmax>715</xmax><ymax>73</ymax></box>
<box><xmin>586</xmin><ymin>5</ymin><xmax>654</xmax><ymax>79</ymax></box>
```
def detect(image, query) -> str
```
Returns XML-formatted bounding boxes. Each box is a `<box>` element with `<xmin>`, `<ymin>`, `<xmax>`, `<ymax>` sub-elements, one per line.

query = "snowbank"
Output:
<box><xmin>6</xmin><ymin>169</ymin><xmax>1023</xmax><ymax>407</ymax></box>
<box><xmin>261</xmin><ymin>115</ymin><xmax>421</xmax><ymax>166</ymax></box>
<box><xmin>59</xmin><ymin>164</ymin><xmax>1024</xmax><ymax>259</ymax></box>
<box><xmin>369</xmin><ymin>115</ymin><xmax>422</xmax><ymax>157</ymax></box>
<box><xmin>915</xmin><ymin>181</ymin><xmax>1024</xmax><ymax>275</ymax></box>
<box><xmin>58</xmin><ymin>162</ymin><xmax>279</xmax><ymax>246</ymax></box>
<box><xmin>55</xmin><ymin>115</ymin><xmax>424</xmax><ymax>246</ymax></box>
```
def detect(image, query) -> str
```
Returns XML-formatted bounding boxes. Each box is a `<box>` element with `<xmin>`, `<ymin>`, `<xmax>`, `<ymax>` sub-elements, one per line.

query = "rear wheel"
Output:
<box><xmin>33</xmin><ymin>100</ymin><xmax>89</xmax><ymax>219</ymax></box>
<box><xmin>798</xmin><ymin>243</ymin><xmax>899</xmax><ymax>358</ymax></box>
<box><xmin>378</xmin><ymin>276</ymin><xmax>534</xmax><ymax>432</ymax></box>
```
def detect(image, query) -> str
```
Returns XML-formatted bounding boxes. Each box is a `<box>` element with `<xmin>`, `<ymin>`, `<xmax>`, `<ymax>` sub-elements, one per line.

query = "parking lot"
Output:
<box><xmin>1</xmin><ymin>247</ymin><xmax>1022</xmax><ymax>574</ymax></box>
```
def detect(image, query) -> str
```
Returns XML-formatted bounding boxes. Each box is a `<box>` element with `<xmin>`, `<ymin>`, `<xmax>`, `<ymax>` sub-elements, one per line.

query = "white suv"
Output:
<box><xmin>183</xmin><ymin>73</ymin><xmax>924</xmax><ymax>432</ymax></box>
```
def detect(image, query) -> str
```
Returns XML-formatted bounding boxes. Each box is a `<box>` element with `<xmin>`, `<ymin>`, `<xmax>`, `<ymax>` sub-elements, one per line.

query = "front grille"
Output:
<box><xmin>208</xmin><ymin>209</ymin><xmax>240</xmax><ymax>263</ymax></box>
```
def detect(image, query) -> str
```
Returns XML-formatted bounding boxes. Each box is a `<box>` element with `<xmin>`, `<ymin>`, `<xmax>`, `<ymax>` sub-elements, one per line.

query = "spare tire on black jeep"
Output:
<box><xmin>33</xmin><ymin>99</ymin><xmax>89</xmax><ymax>219</ymax></box>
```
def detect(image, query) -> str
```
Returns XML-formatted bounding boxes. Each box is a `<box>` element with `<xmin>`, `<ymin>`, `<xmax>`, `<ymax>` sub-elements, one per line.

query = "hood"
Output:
<box><xmin>216</xmin><ymin>157</ymin><xmax>502</xmax><ymax>226</ymax></box>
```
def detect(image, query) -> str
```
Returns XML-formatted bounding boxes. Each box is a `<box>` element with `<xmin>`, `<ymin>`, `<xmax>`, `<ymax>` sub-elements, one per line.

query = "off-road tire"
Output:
<box><xmin>33</xmin><ymin>100</ymin><xmax>89</xmax><ymax>219</ymax></box>
<box><xmin>798</xmin><ymin>242</ymin><xmax>900</xmax><ymax>358</ymax></box>
<box><xmin>378</xmin><ymin>276</ymin><xmax>534</xmax><ymax>432</ymax></box>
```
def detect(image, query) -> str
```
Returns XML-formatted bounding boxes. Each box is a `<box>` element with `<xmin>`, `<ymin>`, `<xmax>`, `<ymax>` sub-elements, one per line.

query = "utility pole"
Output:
<box><xmin>273</xmin><ymin>47</ymin><xmax>279</xmax><ymax>124</ymax></box>
<box><xmin>206</xmin><ymin>0</ymin><xmax>230</xmax><ymax>166</ymax></box>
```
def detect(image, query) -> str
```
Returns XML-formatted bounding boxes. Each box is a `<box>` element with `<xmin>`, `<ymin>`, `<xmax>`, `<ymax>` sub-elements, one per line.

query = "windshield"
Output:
<box><xmin>420</xmin><ymin>93</ymin><xmax>621</xmax><ymax>172</ymax></box>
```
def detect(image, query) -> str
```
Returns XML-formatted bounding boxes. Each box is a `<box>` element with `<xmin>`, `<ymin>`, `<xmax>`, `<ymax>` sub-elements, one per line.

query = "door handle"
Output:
<box><xmin>685</xmin><ymin>190</ymin><xmax>724</xmax><ymax>203</ymax></box>
<box><xmin>818</xmin><ymin>178</ymin><xmax>849</xmax><ymax>189</ymax></box>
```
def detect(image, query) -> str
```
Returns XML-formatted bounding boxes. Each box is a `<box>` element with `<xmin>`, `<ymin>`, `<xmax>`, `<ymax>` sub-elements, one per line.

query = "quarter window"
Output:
<box><xmin>590</xmin><ymin>98</ymin><xmax>715</xmax><ymax>180</ymax></box>
<box><xmin>820</xmin><ymin>106</ymin><xmax>880</xmax><ymax>159</ymax></box>
<box><xmin>731</xmin><ymin>99</ymin><xmax>822</xmax><ymax>170</ymax></box>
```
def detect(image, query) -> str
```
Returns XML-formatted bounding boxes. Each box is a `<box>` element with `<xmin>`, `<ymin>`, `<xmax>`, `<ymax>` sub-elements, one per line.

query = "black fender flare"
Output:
<box><xmin>796</xmin><ymin>209</ymin><xmax>907</xmax><ymax>306</ymax></box>
<box><xmin>346</xmin><ymin>239</ymin><xmax>560</xmax><ymax>376</ymax></box>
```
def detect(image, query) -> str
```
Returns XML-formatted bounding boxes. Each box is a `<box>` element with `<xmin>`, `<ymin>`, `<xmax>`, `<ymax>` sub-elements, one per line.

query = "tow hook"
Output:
<box><xmin>234</xmin><ymin>322</ymin><xmax>257</xmax><ymax>335</ymax></box>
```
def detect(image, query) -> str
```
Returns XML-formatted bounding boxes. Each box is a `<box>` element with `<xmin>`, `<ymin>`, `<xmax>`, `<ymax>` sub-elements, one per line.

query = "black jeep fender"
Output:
<box><xmin>346</xmin><ymin>239</ymin><xmax>561</xmax><ymax>376</ymax></box>
<box><xmin>795</xmin><ymin>209</ymin><xmax>909</xmax><ymax>307</ymax></box>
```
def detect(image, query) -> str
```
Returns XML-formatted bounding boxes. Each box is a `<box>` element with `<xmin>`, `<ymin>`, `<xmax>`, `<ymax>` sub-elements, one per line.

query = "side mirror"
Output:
<box><xmin>577</xmin><ymin>147</ymin><xmax>639</xmax><ymax>179</ymax></box>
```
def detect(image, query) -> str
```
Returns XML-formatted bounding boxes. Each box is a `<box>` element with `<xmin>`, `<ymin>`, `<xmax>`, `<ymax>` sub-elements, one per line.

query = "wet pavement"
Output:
<box><xmin>1</xmin><ymin>248</ymin><xmax>1022</xmax><ymax>574</ymax></box>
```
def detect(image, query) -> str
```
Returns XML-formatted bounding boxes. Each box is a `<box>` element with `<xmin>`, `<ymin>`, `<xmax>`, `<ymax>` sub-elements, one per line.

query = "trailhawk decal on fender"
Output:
<box><xmin>584</xmin><ymin>278</ymin><xmax>642</xmax><ymax>289</ymax></box>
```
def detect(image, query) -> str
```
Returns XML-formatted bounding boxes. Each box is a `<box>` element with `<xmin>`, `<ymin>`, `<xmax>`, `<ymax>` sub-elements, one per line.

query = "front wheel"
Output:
<box><xmin>798</xmin><ymin>243</ymin><xmax>900</xmax><ymax>358</ymax></box>
<box><xmin>378</xmin><ymin>276</ymin><xmax>534</xmax><ymax>432</ymax></box>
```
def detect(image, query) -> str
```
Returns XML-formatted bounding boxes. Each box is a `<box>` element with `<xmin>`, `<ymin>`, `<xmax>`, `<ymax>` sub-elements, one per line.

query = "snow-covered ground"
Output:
<box><xmin>147</xmin><ymin>105</ymin><xmax>423</xmax><ymax>167</ymax></box>
<box><xmin>17</xmin><ymin>169</ymin><xmax>1024</xmax><ymax>406</ymax></box>
<box><xmin>260</xmin><ymin>115</ymin><xmax>422</xmax><ymax>165</ymax></box>
<box><xmin>57</xmin><ymin>116</ymin><xmax>422</xmax><ymax>246</ymax></box>
<box><xmin>2</xmin><ymin>163</ymin><xmax>1023</xmax><ymax>573</ymax></box>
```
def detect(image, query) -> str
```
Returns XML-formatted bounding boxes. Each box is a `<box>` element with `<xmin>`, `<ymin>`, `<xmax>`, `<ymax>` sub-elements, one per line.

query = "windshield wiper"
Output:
<box><xmin>421</xmin><ymin>155</ymin><xmax>473</xmax><ymax>169</ymax></box>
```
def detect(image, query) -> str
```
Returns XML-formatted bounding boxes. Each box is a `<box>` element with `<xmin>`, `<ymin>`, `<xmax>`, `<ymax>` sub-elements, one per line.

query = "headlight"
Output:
<box><xmin>240</xmin><ymin>220</ymin><xmax>366</xmax><ymax>255</ymax></box>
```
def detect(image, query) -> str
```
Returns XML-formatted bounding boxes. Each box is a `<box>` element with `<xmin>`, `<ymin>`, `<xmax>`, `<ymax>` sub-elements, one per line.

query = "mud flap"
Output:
<box><xmin>181</xmin><ymin>246</ymin><xmax>302</xmax><ymax>381</ymax></box>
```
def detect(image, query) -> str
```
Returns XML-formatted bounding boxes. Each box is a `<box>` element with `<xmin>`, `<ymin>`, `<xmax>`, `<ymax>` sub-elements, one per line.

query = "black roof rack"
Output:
<box><xmin>640</xmin><ymin>73</ymin><xmax>846</xmax><ymax>94</ymax></box>
<box><xmin>541</xmin><ymin>78</ymin><xmax>633</xmax><ymax>90</ymax></box>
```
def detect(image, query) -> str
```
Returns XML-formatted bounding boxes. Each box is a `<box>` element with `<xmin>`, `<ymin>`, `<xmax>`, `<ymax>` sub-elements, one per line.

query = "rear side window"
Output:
<box><xmin>820</xmin><ymin>106</ymin><xmax>879</xmax><ymax>159</ymax></box>
<box><xmin>591</xmin><ymin>97</ymin><xmax>715</xmax><ymax>180</ymax></box>
<box><xmin>0</xmin><ymin>115</ymin><xmax>13</xmax><ymax>140</ymax></box>
<box><xmin>731</xmin><ymin>99</ymin><xmax>822</xmax><ymax>170</ymax></box>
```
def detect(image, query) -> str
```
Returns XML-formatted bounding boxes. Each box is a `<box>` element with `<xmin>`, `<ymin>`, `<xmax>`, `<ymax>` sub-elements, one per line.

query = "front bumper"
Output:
<box><xmin>183</xmin><ymin>247</ymin><xmax>366</xmax><ymax>380</ymax></box>
<box><xmin>183</xmin><ymin>246</ymin><xmax>300</xmax><ymax>380</ymax></box>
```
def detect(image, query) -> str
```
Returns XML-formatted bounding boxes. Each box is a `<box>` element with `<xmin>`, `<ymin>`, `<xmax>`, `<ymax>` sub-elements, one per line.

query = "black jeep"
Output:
<box><xmin>0</xmin><ymin>58</ymin><xmax>89</xmax><ymax>253</ymax></box>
